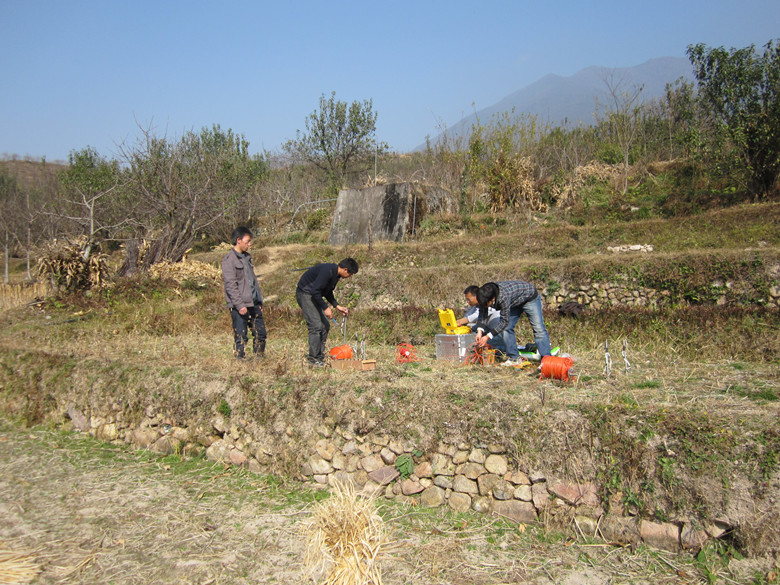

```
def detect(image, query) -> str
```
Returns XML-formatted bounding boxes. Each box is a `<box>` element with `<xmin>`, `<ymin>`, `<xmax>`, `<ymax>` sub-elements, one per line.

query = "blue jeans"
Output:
<box><xmin>500</xmin><ymin>296</ymin><xmax>551</xmax><ymax>359</ymax></box>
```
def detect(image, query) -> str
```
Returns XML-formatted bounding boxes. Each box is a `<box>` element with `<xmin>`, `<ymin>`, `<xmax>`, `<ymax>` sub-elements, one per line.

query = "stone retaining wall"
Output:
<box><xmin>72</xmin><ymin>404</ymin><xmax>720</xmax><ymax>555</ymax></box>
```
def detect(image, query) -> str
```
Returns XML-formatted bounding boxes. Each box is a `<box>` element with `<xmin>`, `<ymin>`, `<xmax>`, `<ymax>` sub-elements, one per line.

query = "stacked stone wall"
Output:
<box><xmin>71</xmin><ymin>402</ymin><xmax>724</xmax><ymax>555</ymax></box>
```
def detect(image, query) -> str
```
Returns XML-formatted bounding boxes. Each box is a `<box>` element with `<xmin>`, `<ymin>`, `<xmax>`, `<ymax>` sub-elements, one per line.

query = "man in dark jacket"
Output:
<box><xmin>296</xmin><ymin>258</ymin><xmax>359</xmax><ymax>366</ymax></box>
<box><xmin>221</xmin><ymin>227</ymin><xmax>266</xmax><ymax>359</ymax></box>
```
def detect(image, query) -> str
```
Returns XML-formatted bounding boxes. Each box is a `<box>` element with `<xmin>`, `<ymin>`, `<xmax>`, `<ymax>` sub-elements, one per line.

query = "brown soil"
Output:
<box><xmin>1</xmin><ymin>425</ymin><xmax>776</xmax><ymax>585</ymax></box>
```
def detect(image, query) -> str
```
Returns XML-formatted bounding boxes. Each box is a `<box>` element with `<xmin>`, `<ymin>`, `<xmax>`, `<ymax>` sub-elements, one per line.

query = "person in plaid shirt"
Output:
<box><xmin>474</xmin><ymin>280</ymin><xmax>552</xmax><ymax>366</ymax></box>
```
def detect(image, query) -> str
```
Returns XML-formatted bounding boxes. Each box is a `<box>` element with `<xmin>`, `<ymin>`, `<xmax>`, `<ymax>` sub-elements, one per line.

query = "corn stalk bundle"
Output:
<box><xmin>147</xmin><ymin>257</ymin><xmax>221</xmax><ymax>285</ymax></box>
<box><xmin>35</xmin><ymin>236</ymin><xmax>109</xmax><ymax>292</ymax></box>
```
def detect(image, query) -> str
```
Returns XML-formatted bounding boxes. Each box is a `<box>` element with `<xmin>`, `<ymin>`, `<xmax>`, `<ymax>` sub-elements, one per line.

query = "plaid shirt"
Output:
<box><xmin>477</xmin><ymin>280</ymin><xmax>538</xmax><ymax>337</ymax></box>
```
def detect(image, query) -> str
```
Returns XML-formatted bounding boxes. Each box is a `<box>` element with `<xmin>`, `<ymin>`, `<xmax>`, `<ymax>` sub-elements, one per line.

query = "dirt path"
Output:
<box><xmin>0</xmin><ymin>424</ymin><xmax>771</xmax><ymax>585</ymax></box>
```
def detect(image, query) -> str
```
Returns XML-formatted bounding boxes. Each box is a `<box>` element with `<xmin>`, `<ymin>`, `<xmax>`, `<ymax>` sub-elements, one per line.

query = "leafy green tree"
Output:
<box><xmin>284</xmin><ymin>92</ymin><xmax>387</xmax><ymax>193</ymax></box>
<box><xmin>687</xmin><ymin>40</ymin><xmax>780</xmax><ymax>197</ymax></box>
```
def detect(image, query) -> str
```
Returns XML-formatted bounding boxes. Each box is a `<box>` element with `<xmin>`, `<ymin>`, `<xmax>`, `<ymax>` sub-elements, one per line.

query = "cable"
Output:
<box><xmin>464</xmin><ymin>343</ymin><xmax>504</xmax><ymax>366</ymax></box>
<box><xmin>539</xmin><ymin>355</ymin><xmax>576</xmax><ymax>382</ymax></box>
<box><xmin>395</xmin><ymin>343</ymin><xmax>419</xmax><ymax>363</ymax></box>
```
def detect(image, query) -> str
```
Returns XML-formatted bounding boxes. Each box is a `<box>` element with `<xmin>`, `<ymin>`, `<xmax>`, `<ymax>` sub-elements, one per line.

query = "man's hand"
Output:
<box><xmin>475</xmin><ymin>332</ymin><xmax>488</xmax><ymax>347</ymax></box>
<box><xmin>336</xmin><ymin>305</ymin><xmax>349</xmax><ymax>316</ymax></box>
<box><xmin>324</xmin><ymin>307</ymin><xmax>333</xmax><ymax>319</ymax></box>
<box><xmin>238</xmin><ymin>307</ymin><xmax>248</xmax><ymax>316</ymax></box>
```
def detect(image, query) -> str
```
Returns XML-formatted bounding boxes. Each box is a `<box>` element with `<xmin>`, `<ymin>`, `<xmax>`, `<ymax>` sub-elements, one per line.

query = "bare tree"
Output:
<box><xmin>597</xmin><ymin>72</ymin><xmax>645</xmax><ymax>193</ymax></box>
<box><xmin>117</xmin><ymin>124</ymin><xmax>266</xmax><ymax>273</ymax></box>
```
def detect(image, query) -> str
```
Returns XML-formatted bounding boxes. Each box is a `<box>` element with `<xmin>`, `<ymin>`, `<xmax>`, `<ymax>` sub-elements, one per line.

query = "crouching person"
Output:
<box><xmin>475</xmin><ymin>280</ymin><xmax>551</xmax><ymax>366</ymax></box>
<box><xmin>221</xmin><ymin>226</ymin><xmax>267</xmax><ymax>359</ymax></box>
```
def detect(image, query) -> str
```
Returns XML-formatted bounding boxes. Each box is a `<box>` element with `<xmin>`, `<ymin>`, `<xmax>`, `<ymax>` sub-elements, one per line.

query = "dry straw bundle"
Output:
<box><xmin>147</xmin><ymin>257</ymin><xmax>221</xmax><ymax>285</ymax></box>
<box><xmin>0</xmin><ymin>545</ymin><xmax>39</xmax><ymax>584</ymax></box>
<box><xmin>300</xmin><ymin>480</ymin><xmax>388</xmax><ymax>585</ymax></box>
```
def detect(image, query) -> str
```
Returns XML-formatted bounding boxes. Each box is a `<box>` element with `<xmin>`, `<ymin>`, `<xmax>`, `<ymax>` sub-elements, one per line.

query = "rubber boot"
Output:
<box><xmin>254</xmin><ymin>341</ymin><xmax>266</xmax><ymax>358</ymax></box>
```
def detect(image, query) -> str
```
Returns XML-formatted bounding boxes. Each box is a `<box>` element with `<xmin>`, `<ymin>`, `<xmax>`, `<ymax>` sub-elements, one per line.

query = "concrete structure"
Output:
<box><xmin>328</xmin><ymin>182</ymin><xmax>456</xmax><ymax>245</ymax></box>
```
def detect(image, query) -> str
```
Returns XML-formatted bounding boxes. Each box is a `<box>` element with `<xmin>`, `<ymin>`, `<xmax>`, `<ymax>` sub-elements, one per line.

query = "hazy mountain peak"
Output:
<box><xmin>419</xmin><ymin>56</ymin><xmax>693</xmax><ymax>150</ymax></box>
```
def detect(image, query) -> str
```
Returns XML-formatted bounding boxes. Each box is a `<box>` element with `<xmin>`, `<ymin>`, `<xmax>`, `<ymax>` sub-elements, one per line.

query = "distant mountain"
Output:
<box><xmin>419</xmin><ymin>57</ymin><xmax>694</xmax><ymax>149</ymax></box>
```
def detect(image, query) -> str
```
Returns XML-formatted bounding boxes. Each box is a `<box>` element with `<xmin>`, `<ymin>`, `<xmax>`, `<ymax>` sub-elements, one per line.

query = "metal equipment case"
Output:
<box><xmin>435</xmin><ymin>333</ymin><xmax>475</xmax><ymax>362</ymax></box>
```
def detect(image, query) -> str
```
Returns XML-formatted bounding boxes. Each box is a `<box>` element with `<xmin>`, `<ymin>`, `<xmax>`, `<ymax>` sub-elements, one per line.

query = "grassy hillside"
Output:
<box><xmin>1</xmin><ymin>199</ymin><xmax>778</xmax><ymax>572</ymax></box>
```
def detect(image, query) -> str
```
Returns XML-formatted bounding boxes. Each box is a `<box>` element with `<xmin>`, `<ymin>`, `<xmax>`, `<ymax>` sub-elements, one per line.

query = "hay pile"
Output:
<box><xmin>300</xmin><ymin>481</ymin><xmax>388</xmax><ymax>585</ymax></box>
<box><xmin>147</xmin><ymin>257</ymin><xmax>221</xmax><ymax>285</ymax></box>
<box><xmin>0</xmin><ymin>545</ymin><xmax>39</xmax><ymax>584</ymax></box>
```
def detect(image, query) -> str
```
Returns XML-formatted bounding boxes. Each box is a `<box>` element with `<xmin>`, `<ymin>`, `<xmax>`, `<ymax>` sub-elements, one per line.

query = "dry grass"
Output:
<box><xmin>0</xmin><ymin>545</ymin><xmax>40</xmax><ymax>584</ymax></box>
<box><xmin>0</xmin><ymin>281</ymin><xmax>50</xmax><ymax>311</ymax></box>
<box><xmin>301</xmin><ymin>480</ymin><xmax>389</xmax><ymax>585</ymax></box>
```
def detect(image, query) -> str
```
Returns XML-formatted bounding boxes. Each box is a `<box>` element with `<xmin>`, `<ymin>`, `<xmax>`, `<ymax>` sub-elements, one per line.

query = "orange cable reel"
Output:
<box><xmin>538</xmin><ymin>355</ymin><xmax>576</xmax><ymax>382</ymax></box>
<box><xmin>395</xmin><ymin>343</ymin><xmax>419</xmax><ymax>363</ymax></box>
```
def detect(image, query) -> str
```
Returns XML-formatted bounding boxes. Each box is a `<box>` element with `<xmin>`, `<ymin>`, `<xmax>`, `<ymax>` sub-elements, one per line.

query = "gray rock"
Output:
<box><xmin>492</xmin><ymin>480</ymin><xmax>514</xmax><ymax>501</ymax></box>
<box><xmin>315</xmin><ymin>439</ymin><xmax>336</xmax><ymax>461</ymax></box>
<box><xmin>477</xmin><ymin>473</ymin><xmax>500</xmax><ymax>496</ymax></box>
<box><xmin>681</xmin><ymin>523</ymin><xmax>709</xmax><ymax>552</ymax></box>
<box><xmin>472</xmin><ymin>496</ymin><xmax>491</xmax><ymax>513</ymax></box>
<box><xmin>431</xmin><ymin>453</ymin><xmax>455</xmax><ymax>476</ymax></box>
<box><xmin>452</xmin><ymin>475</ymin><xmax>479</xmax><ymax>494</ymax></box>
<box><xmin>600</xmin><ymin>516</ymin><xmax>641</xmax><ymax>545</ymax></box>
<box><xmin>414</xmin><ymin>461</ymin><xmax>432</xmax><ymax>478</ymax></box>
<box><xmin>308</xmin><ymin>456</ymin><xmax>334</xmax><ymax>475</ymax></box>
<box><xmin>420</xmin><ymin>486</ymin><xmax>445</xmax><ymax>508</ymax></box>
<box><xmin>468</xmin><ymin>448</ymin><xmax>486</xmax><ymax>464</ymax></box>
<box><xmin>434</xmin><ymin>475</ymin><xmax>453</xmax><ymax>490</ymax></box>
<box><xmin>331</xmin><ymin>451</ymin><xmax>346</xmax><ymax>470</ymax></box>
<box><xmin>205</xmin><ymin>439</ymin><xmax>232</xmax><ymax>464</ymax></box>
<box><xmin>452</xmin><ymin>450</ymin><xmax>469</xmax><ymax>464</ymax></box>
<box><xmin>484</xmin><ymin>454</ymin><xmax>508</xmax><ymax>475</ymax></box>
<box><xmin>460</xmin><ymin>462</ymin><xmax>486</xmax><ymax>480</ymax></box>
<box><xmin>66</xmin><ymin>406</ymin><xmax>90</xmax><ymax>432</ymax></box>
<box><xmin>401</xmin><ymin>479</ymin><xmax>424</xmax><ymax>495</ymax></box>
<box><xmin>448</xmin><ymin>492</ymin><xmax>472</xmax><ymax>513</ymax></box>
<box><xmin>492</xmin><ymin>500</ymin><xmax>537</xmax><ymax>524</ymax></box>
<box><xmin>532</xmin><ymin>483</ymin><xmax>550</xmax><ymax>509</ymax></box>
<box><xmin>380</xmin><ymin>447</ymin><xmax>396</xmax><ymax>464</ymax></box>
<box><xmin>368</xmin><ymin>466</ymin><xmax>400</xmax><ymax>486</ymax></box>
<box><xmin>505</xmin><ymin>470</ymin><xmax>531</xmax><ymax>485</ymax></box>
<box><xmin>514</xmin><ymin>485</ymin><xmax>533</xmax><ymax>501</ymax></box>
<box><xmin>360</xmin><ymin>454</ymin><xmax>384</xmax><ymax>473</ymax></box>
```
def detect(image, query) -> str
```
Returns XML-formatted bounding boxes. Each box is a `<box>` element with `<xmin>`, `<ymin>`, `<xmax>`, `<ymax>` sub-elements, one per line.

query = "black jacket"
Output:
<box><xmin>296</xmin><ymin>263</ymin><xmax>341</xmax><ymax>310</ymax></box>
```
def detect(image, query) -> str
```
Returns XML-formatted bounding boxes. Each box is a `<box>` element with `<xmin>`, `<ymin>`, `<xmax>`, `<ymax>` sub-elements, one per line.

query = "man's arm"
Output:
<box><xmin>221</xmin><ymin>254</ymin><xmax>242</xmax><ymax>310</ymax></box>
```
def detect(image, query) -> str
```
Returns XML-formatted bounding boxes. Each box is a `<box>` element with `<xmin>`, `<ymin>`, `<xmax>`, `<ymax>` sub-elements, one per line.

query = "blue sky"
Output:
<box><xmin>1</xmin><ymin>0</ymin><xmax>778</xmax><ymax>162</ymax></box>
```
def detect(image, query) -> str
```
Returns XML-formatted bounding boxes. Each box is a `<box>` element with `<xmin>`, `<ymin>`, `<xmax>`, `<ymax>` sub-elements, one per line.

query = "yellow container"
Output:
<box><xmin>438</xmin><ymin>308</ymin><xmax>472</xmax><ymax>335</ymax></box>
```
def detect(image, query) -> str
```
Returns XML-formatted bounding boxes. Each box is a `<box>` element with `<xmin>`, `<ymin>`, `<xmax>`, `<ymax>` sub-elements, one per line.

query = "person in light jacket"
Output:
<box><xmin>221</xmin><ymin>227</ymin><xmax>266</xmax><ymax>359</ymax></box>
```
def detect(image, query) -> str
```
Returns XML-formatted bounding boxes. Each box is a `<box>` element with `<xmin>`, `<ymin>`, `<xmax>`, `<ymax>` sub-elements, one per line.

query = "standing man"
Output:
<box><xmin>474</xmin><ymin>280</ymin><xmax>552</xmax><ymax>366</ymax></box>
<box><xmin>222</xmin><ymin>227</ymin><xmax>266</xmax><ymax>359</ymax></box>
<box><xmin>296</xmin><ymin>258</ymin><xmax>359</xmax><ymax>367</ymax></box>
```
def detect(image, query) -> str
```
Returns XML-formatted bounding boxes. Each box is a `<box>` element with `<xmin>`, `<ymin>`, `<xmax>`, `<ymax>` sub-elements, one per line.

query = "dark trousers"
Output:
<box><xmin>229</xmin><ymin>305</ymin><xmax>267</xmax><ymax>358</ymax></box>
<box><xmin>296</xmin><ymin>290</ymin><xmax>329</xmax><ymax>363</ymax></box>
